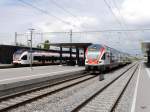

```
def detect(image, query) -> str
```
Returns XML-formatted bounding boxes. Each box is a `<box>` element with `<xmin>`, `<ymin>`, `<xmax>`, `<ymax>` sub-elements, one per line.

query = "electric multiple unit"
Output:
<box><xmin>13</xmin><ymin>50</ymin><xmax>82</xmax><ymax>65</ymax></box>
<box><xmin>85</xmin><ymin>44</ymin><xmax>131</xmax><ymax>71</ymax></box>
<box><xmin>13</xmin><ymin>44</ymin><xmax>131</xmax><ymax>67</ymax></box>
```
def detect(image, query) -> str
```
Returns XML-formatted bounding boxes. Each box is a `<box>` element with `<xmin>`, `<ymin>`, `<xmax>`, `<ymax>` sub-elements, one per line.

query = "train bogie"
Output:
<box><xmin>85</xmin><ymin>65</ymin><xmax>107</xmax><ymax>71</ymax></box>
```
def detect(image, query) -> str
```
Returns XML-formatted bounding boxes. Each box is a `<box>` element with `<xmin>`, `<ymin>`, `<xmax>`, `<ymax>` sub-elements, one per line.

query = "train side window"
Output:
<box><xmin>21</xmin><ymin>55</ymin><xmax>27</xmax><ymax>60</ymax></box>
<box><xmin>34</xmin><ymin>56</ymin><xmax>41</xmax><ymax>60</ymax></box>
<box><xmin>101</xmin><ymin>53</ymin><xmax>106</xmax><ymax>60</ymax></box>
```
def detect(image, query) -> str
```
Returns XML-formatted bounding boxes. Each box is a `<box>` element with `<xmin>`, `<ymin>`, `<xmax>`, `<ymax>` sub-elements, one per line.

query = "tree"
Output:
<box><xmin>44</xmin><ymin>40</ymin><xmax>50</xmax><ymax>49</ymax></box>
<box><xmin>37</xmin><ymin>44</ymin><xmax>42</xmax><ymax>49</ymax></box>
<box><xmin>16</xmin><ymin>42</ymin><xmax>27</xmax><ymax>47</ymax></box>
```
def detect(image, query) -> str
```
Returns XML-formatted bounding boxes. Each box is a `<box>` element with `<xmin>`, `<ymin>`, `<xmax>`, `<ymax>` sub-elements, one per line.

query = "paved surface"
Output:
<box><xmin>113</xmin><ymin>64</ymin><xmax>138</xmax><ymax>112</ymax></box>
<box><xmin>0</xmin><ymin>65</ymin><xmax>84</xmax><ymax>84</ymax></box>
<box><xmin>8</xmin><ymin>63</ymin><xmax>133</xmax><ymax>112</ymax></box>
<box><xmin>79</xmin><ymin>64</ymin><xmax>137</xmax><ymax>112</ymax></box>
<box><xmin>0</xmin><ymin>64</ymin><xmax>13</xmax><ymax>67</ymax></box>
<box><xmin>132</xmin><ymin>62</ymin><xmax>150</xmax><ymax>112</ymax></box>
<box><xmin>0</xmin><ymin>64</ymin><xmax>13</xmax><ymax>68</ymax></box>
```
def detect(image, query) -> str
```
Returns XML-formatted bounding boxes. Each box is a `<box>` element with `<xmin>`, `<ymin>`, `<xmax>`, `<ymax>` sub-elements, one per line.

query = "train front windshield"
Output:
<box><xmin>13</xmin><ymin>50</ymin><xmax>25</xmax><ymax>60</ymax></box>
<box><xmin>87</xmin><ymin>44</ymin><xmax>103</xmax><ymax>59</ymax></box>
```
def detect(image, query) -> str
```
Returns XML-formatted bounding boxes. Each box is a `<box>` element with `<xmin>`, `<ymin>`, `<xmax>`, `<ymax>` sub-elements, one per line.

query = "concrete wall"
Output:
<box><xmin>0</xmin><ymin>45</ymin><xmax>18</xmax><ymax>64</ymax></box>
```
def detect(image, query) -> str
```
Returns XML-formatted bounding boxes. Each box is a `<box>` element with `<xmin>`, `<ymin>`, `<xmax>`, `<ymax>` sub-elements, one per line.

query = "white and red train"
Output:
<box><xmin>85</xmin><ymin>44</ymin><xmax>131</xmax><ymax>71</ymax></box>
<box><xmin>13</xmin><ymin>49</ymin><xmax>83</xmax><ymax>65</ymax></box>
<box><xmin>13</xmin><ymin>44</ymin><xmax>131</xmax><ymax>68</ymax></box>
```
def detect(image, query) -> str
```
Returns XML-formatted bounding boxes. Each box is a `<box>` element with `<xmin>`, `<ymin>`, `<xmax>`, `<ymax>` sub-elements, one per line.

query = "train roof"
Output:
<box><xmin>14</xmin><ymin>49</ymin><xmax>76</xmax><ymax>54</ymax></box>
<box><xmin>88</xmin><ymin>44</ymin><xmax>104</xmax><ymax>48</ymax></box>
<box><xmin>89</xmin><ymin>44</ymin><xmax>129</xmax><ymax>55</ymax></box>
<box><xmin>48</xmin><ymin>43</ymin><xmax>92</xmax><ymax>48</ymax></box>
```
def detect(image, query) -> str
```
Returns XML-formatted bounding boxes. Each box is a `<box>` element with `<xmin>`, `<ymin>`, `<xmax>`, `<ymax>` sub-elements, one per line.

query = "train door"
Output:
<box><xmin>42</xmin><ymin>55</ymin><xmax>45</xmax><ymax>64</ymax></box>
<box><xmin>106</xmin><ymin>48</ymin><xmax>112</xmax><ymax>64</ymax></box>
<box><xmin>110</xmin><ymin>51</ymin><xmax>113</xmax><ymax>63</ymax></box>
<box><xmin>104</xmin><ymin>52</ymin><xmax>110</xmax><ymax>65</ymax></box>
<box><xmin>104</xmin><ymin>48</ymin><xmax>111</xmax><ymax>69</ymax></box>
<box><xmin>28</xmin><ymin>52</ymin><xmax>34</xmax><ymax>64</ymax></box>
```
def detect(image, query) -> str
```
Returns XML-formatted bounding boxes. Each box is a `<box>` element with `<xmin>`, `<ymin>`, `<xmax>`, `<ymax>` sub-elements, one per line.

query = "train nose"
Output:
<box><xmin>88</xmin><ymin>59</ymin><xmax>98</xmax><ymax>64</ymax></box>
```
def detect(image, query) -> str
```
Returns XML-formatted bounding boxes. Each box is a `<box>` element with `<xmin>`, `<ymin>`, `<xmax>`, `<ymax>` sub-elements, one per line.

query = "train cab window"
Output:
<box><xmin>21</xmin><ymin>55</ymin><xmax>27</xmax><ymax>60</ymax></box>
<box><xmin>101</xmin><ymin>53</ymin><xmax>106</xmax><ymax>60</ymax></box>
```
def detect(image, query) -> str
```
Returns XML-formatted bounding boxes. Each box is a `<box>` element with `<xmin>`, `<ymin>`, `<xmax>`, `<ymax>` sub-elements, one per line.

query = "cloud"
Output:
<box><xmin>0</xmin><ymin>0</ymin><xmax>149</xmax><ymax>55</ymax></box>
<box><xmin>120</xmin><ymin>0</ymin><xmax>150</xmax><ymax>25</ymax></box>
<box><xmin>34</xmin><ymin>16</ymin><xmax>99</xmax><ymax>32</ymax></box>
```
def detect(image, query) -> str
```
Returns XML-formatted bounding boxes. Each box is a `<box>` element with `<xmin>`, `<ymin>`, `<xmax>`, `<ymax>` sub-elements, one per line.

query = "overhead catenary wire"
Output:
<box><xmin>48</xmin><ymin>0</ymin><xmax>91</xmax><ymax>30</ymax></box>
<box><xmin>49</xmin><ymin>0</ymin><xmax>79</xmax><ymax>20</ymax></box>
<box><xmin>18</xmin><ymin>0</ymin><xmax>77</xmax><ymax>28</ymax></box>
<box><xmin>111</xmin><ymin>0</ymin><xmax>131</xmax><ymax>37</ymax></box>
<box><xmin>103</xmin><ymin>0</ymin><xmax>129</xmax><ymax>38</ymax></box>
<box><xmin>111</xmin><ymin>0</ymin><xmax>128</xmax><ymax>28</ymax></box>
<box><xmin>103</xmin><ymin>0</ymin><xmax>123</xmax><ymax>27</ymax></box>
<box><xmin>16</xmin><ymin>28</ymin><xmax>150</xmax><ymax>35</ymax></box>
<box><xmin>77</xmin><ymin>28</ymin><xmax>150</xmax><ymax>32</ymax></box>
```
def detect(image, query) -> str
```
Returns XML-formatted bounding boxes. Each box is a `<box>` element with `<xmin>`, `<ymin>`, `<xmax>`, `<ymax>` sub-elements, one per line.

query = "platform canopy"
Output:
<box><xmin>141</xmin><ymin>42</ymin><xmax>150</xmax><ymax>63</ymax></box>
<box><xmin>48</xmin><ymin>43</ymin><xmax>92</xmax><ymax>48</ymax></box>
<box><xmin>141</xmin><ymin>42</ymin><xmax>150</xmax><ymax>55</ymax></box>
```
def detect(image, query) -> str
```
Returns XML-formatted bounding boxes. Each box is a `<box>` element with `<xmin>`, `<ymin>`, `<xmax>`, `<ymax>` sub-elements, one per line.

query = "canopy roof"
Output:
<box><xmin>49</xmin><ymin>43</ymin><xmax>92</xmax><ymax>48</ymax></box>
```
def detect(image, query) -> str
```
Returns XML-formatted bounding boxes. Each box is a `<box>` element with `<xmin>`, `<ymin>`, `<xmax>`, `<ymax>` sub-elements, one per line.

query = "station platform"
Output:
<box><xmin>0</xmin><ymin>65</ymin><xmax>84</xmax><ymax>84</ymax></box>
<box><xmin>0</xmin><ymin>64</ymin><xmax>13</xmax><ymax>69</ymax></box>
<box><xmin>132</xmin><ymin>62</ymin><xmax>150</xmax><ymax>112</ymax></box>
<box><xmin>0</xmin><ymin>65</ymin><xmax>84</xmax><ymax>97</ymax></box>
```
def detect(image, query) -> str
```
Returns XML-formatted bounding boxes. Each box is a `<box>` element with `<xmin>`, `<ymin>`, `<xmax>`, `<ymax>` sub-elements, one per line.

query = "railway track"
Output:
<box><xmin>110</xmin><ymin>65</ymin><xmax>139</xmax><ymax>112</ymax></box>
<box><xmin>0</xmin><ymin>72</ymin><xmax>96</xmax><ymax>112</ymax></box>
<box><xmin>72</xmin><ymin>63</ymin><xmax>139</xmax><ymax>112</ymax></box>
<box><xmin>0</xmin><ymin>63</ymin><xmax>138</xmax><ymax>112</ymax></box>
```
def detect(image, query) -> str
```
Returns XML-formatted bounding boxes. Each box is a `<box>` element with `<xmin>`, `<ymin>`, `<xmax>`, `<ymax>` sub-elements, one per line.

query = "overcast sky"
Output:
<box><xmin>0</xmin><ymin>0</ymin><xmax>150</xmax><ymax>55</ymax></box>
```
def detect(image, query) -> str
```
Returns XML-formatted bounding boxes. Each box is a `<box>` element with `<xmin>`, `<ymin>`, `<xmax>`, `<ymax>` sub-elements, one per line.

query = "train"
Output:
<box><xmin>13</xmin><ymin>49</ymin><xmax>84</xmax><ymax>66</ymax></box>
<box><xmin>85</xmin><ymin>44</ymin><xmax>131</xmax><ymax>72</ymax></box>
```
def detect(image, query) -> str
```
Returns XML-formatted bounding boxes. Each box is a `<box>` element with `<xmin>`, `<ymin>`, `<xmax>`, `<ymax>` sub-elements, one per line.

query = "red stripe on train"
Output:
<box><xmin>98</xmin><ymin>47</ymin><xmax>105</xmax><ymax>61</ymax></box>
<box><xmin>87</xmin><ymin>47</ymin><xmax>105</xmax><ymax>64</ymax></box>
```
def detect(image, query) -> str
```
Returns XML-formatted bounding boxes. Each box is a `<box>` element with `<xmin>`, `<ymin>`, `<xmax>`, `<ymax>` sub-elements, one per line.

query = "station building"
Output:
<box><xmin>0</xmin><ymin>43</ymin><xmax>92</xmax><ymax>65</ymax></box>
<box><xmin>141</xmin><ymin>42</ymin><xmax>150</xmax><ymax>63</ymax></box>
